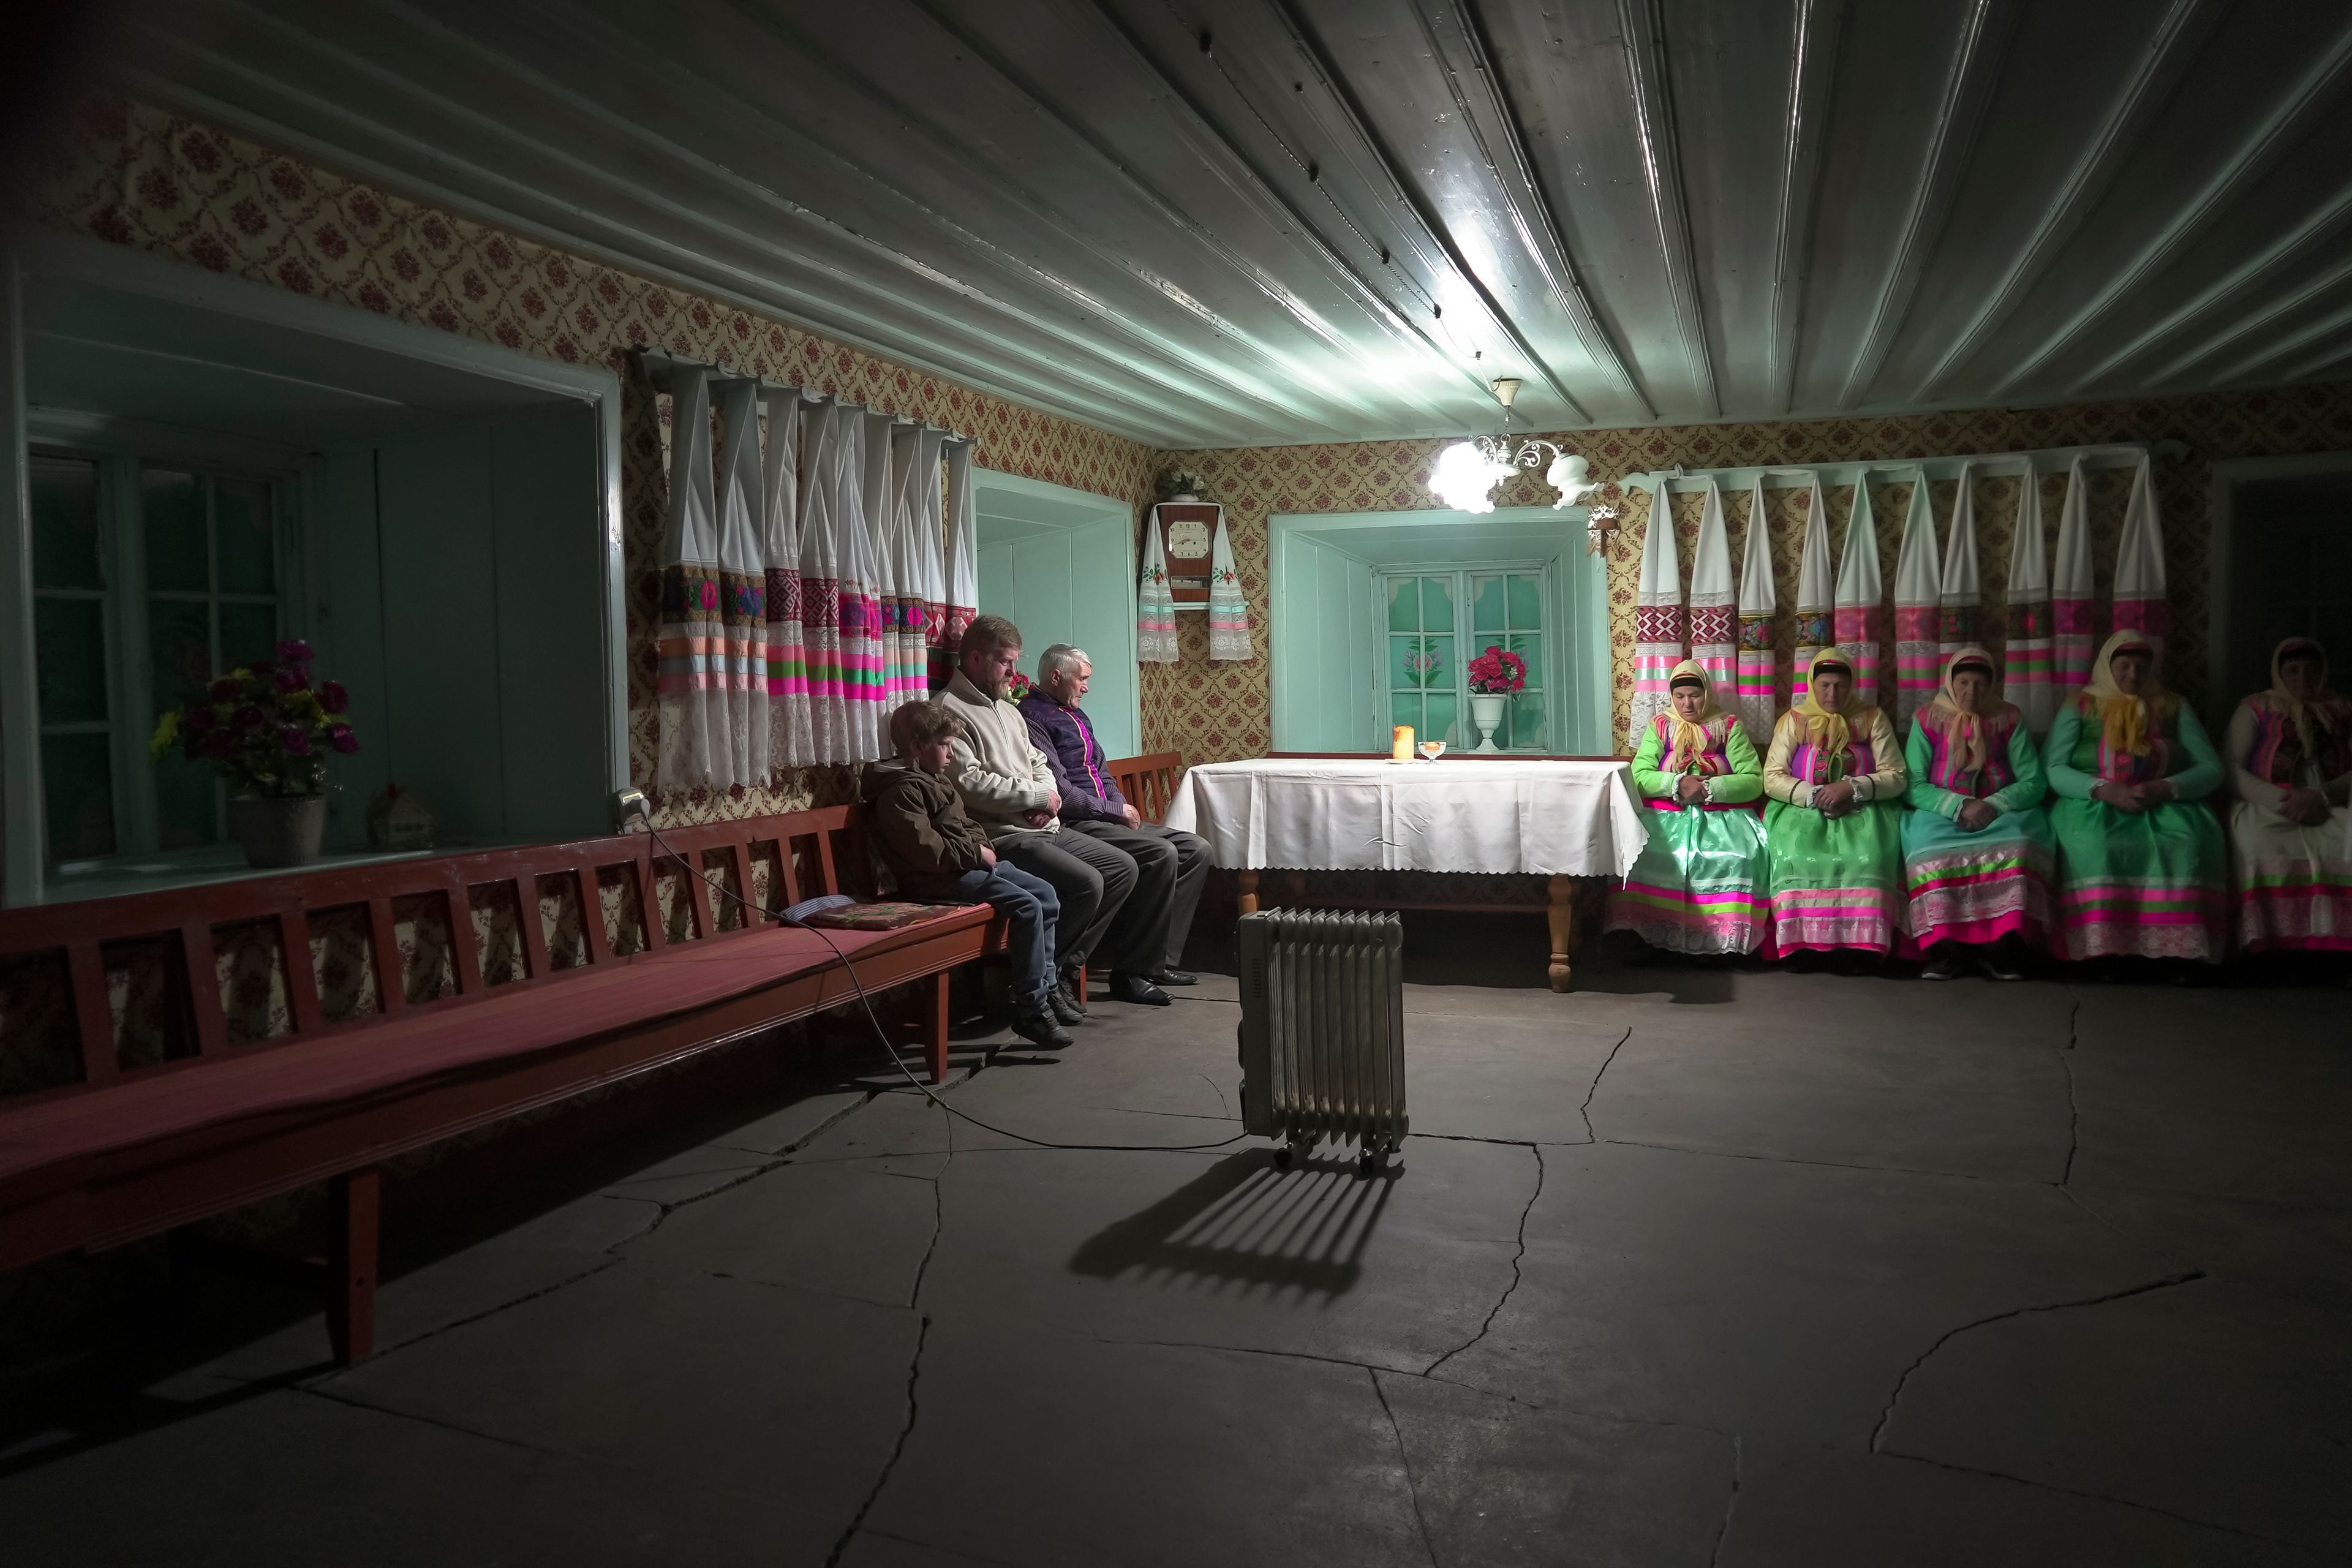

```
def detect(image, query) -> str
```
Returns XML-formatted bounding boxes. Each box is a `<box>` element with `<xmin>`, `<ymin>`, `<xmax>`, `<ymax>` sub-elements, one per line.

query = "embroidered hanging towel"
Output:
<box><xmin>1939</xmin><ymin>461</ymin><xmax>1983</xmax><ymax>671</ymax></box>
<box><xmin>940</xmin><ymin>440</ymin><xmax>979</xmax><ymax>689</ymax></box>
<box><xmin>761</xmin><ymin>386</ymin><xmax>812</xmax><ymax>772</ymax></box>
<box><xmin>884</xmin><ymin>423</ymin><xmax>932</xmax><ymax>715</ymax></box>
<box><xmin>1893</xmin><ymin>467</ymin><xmax>1942</xmax><ymax>731</ymax></box>
<box><xmin>657</xmin><ymin>363</ymin><xmax>726</xmax><ymax>794</ymax></box>
<box><xmin>1791</xmin><ymin>473</ymin><xmax>1833</xmax><ymax>704</ymax></box>
<box><xmin>710</xmin><ymin>377</ymin><xmax>769</xmax><ymax>788</ymax></box>
<box><xmin>907</xmin><ymin>426</ymin><xmax>947</xmax><ymax>699</ymax></box>
<box><xmin>1630</xmin><ymin>486</ymin><xmax>1686</xmax><ymax>741</ymax></box>
<box><xmin>1689</xmin><ymin>478</ymin><xmax>1736</xmax><ymax>697</ymax></box>
<box><xmin>2111</xmin><ymin>452</ymin><xmax>2167</xmax><ymax>657</ymax></box>
<box><xmin>1834</xmin><ymin>475</ymin><xmax>1884</xmax><ymax>712</ymax></box>
<box><xmin>843</xmin><ymin>411</ymin><xmax>894</xmax><ymax>760</ymax></box>
<box><xmin>1207</xmin><ymin>510</ymin><xmax>1251</xmax><ymax>662</ymax></box>
<box><xmin>2051</xmin><ymin>454</ymin><xmax>2095</xmax><ymax>696</ymax></box>
<box><xmin>796</xmin><ymin>401</ymin><xmax>853</xmax><ymax>764</ymax></box>
<box><xmin>1734</xmin><ymin>475</ymin><xmax>1778</xmax><ymax>741</ymax></box>
<box><xmin>1137</xmin><ymin>507</ymin><xmax>1178</xmax><ymax>664</ymax></box>
<box><xmin>2005</xmin><ymin>464</ymin><xmax>2056</xmax><ymax>731</ymax></box>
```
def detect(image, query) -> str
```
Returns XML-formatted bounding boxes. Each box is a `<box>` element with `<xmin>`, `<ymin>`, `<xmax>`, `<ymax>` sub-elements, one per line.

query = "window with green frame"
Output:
<box><xmin>28</xmin><ymin>450</ymin><xmax>287</xmax><ymax>863</ymax></box>
<box><xmin>1382</xmin><ymin>567</ymin><xmax>1548</xmax><ymax>750</ymax></box>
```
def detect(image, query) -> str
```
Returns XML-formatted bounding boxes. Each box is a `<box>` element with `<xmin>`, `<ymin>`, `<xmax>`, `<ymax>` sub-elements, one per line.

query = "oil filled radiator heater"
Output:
<box><xmin>1236</xmin><ymin>910</ymin><xmax>1407</xmax><ymax>1174</ymax></box>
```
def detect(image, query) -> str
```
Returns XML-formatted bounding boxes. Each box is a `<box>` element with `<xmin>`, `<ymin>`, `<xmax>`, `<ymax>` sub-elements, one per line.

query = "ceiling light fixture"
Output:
<box><xmin>1428</xmin><ymin>379</ymin><xmax>1599</xmax><ymax>514</ymax></box>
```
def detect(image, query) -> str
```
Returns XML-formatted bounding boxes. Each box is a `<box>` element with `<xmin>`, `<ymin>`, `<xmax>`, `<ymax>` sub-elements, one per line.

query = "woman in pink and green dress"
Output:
<box><xmin>1901</xmin><ymin>646</ymin><xmax>2054</xmax><ymax>981</ymax></box>
<box><xmin>1762</xmin><ymin>648</ymin><xmax>1909</xmax><ymax>960</ymax></box>
<box><xmin>1607</xmin><ymin>660</ymin><xmax>1771</xmax><ymax>956</ymax></box>
<box><xmin>2226</xmin><ymin>636</ymin><xmax>2352</xmax><ymax>960</ymax></box>
<box><xmin>2045</xmin><ymin>630</ymin><xmax>2226</xmax><ymax>968</ymax></box>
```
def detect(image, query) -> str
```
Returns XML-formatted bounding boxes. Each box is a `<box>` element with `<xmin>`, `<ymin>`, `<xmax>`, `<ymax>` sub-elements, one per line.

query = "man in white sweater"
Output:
<box><xmin>937</xmin><ymin>616</ymin><xmax>1168</xmax><ymax>1019</ymax></box>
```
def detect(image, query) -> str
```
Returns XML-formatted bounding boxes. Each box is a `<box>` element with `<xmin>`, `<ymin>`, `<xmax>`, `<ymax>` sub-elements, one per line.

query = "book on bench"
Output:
<box><xmin>797</xmin><ymin>901</ymin><xmax>967</xmax><ymax>931</ymax></box>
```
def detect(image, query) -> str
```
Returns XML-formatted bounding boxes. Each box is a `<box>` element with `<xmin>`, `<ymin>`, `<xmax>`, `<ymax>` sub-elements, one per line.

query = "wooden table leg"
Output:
<box><xmin>922</xmin><ymin>969</ymin><xmax>951</xmax><ymax>1084</ymax></box>
<box><xmin>1547</xmin><ymin>875</ymin><xmax>1576</xmax><ymax>992</ymax></box>
<box><xmin>326</xmin><ymin>1168</ymin><xmax>380</xmax><ymax>1366</ymax></box>
<box><xmin>1237</xmin><ymin>870</ymin><xmax>1261</xmax><ymax>916</ymax></box>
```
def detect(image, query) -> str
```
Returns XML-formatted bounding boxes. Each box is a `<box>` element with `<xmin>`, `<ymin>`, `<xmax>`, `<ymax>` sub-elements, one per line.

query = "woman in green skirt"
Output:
<box><xmin>1762</xmin><ymin>648</ymin><xmax>1909</xmax><ymax>959</ymax></box>
<box><xmin>1902</xmin><ymin>646</ymin><xmax>2056</xmax><ymax>980</ymax></box>
<box><xmin>1607</xmin><ymin>660</ymin><xmax>1771</xmax><ymax>955</ymax></box>
<box><xmin>2045</xmin><ymin>630</ymin><xmax>2226</xmax><ymax>967</ymax></box>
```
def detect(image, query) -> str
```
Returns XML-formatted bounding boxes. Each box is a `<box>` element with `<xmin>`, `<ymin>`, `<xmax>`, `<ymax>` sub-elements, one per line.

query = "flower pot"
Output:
<box><xmin>230</xmin><ymin>794</ymin><xmax>328</xmax><ymax>869</ymax></box>
<box><xmin>1469</xmin><ymin>693</ymin><xmax>1509</xmax><ymax>753</ymax></box>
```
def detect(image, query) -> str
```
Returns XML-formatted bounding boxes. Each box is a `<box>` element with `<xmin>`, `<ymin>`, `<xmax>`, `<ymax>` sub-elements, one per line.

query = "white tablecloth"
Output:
<box><xmin>1164</xmin><ymin>758</ymin><xmax>1648</xmax><ymax>879</ymax></box>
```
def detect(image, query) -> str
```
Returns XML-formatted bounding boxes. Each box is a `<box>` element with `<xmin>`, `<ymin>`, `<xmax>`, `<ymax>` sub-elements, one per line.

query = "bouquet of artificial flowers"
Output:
<box><xmin>1468</xmin><ymin>645</ymin><xmax>1528</xmax><ymax>696</ymax></box>
<box><xmin>151</xmin><ymin>638</ymin><xmax>359</xmax><ymax>797</ymax></box>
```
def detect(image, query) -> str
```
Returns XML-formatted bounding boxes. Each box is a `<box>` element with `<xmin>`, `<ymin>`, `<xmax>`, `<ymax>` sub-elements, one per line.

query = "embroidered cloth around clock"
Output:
<box><xmin>1164</xmin><ymin>758</ymin><xmax>1647</xmax><ymax>878</ymax></box>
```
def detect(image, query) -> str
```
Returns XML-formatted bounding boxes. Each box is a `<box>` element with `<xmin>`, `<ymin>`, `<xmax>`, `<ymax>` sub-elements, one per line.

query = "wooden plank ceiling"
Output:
<box><xmin>110</xmin><ymin>0</ymin><xmax>2352</xmax><ymax>447</ymax></box>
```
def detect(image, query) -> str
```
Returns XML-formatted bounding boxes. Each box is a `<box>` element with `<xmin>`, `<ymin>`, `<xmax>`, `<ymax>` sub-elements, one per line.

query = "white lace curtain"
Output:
<box><xmin>649</xmin><ymin>352</ymin><xmax>965</xmax><ymax>790</ymax></box>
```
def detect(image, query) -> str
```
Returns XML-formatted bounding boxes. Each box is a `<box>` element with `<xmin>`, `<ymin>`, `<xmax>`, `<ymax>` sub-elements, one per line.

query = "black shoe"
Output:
<box><xmin>1056</xmin><ymin>969</ymin><xmax>1090</xmax><ymax>1014</ymax></box>
<box><xmin>1921</xmin><ymin>953</ymin><xmax>1963</xmax><ymax>982</ymax></box>
<box><xmin>1010</xmin><ymin>1008</ymin><xmax>1072</xmax><ymax>1049</ymax></box>
<box><xmin>1148</xmin><ymin>967</ymin><xmax>1200</xmax><ymax>986</ymax></box>
<box><xmin>1109</xmin><ymin>973</ymin><xmax>1173</xmax><ymax>1006</ymax></box>
<box><xmin>1047</xmin><ymin>982</ymin><xmax>1085</xmax><ymax>1025</ymax></box>
<box><xmin>1981</xmin><ymin>952</ymin><xmax>2026</xmax><ymax>981</ymax></box>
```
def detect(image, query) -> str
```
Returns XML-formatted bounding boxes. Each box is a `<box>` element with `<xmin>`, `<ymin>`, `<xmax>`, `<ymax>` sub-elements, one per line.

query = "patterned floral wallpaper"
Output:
<box><xmin>1152</xmin><ymin>385</ymin><xmax>2352</xmax><ymax>757</ymax></box>
<box><xmin>28</xmin><ymin>96</ymin><xmax>1157</xmax><ymax>824</ymax></box>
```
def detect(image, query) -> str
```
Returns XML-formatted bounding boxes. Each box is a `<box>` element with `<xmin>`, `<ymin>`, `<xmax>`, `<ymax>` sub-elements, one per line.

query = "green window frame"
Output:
<box><xmin>1381</xmin><ymin>565</ymin><xmax>1550</xmax><ymax>750</ymax></box>
<box><xmin>26</xmin><ymin>446</ymin><xmax>292</xmax><ymax>865</ymax></box>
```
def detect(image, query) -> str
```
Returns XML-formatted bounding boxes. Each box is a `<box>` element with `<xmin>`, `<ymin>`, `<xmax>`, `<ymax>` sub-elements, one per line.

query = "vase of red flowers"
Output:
<box><xmin>1466</xmin><ymin>644</ymin><xmax>1528</xmax><ymax>753</ymax></box>
<box><xmin>151</xmin><ymin>638</ymin><xmax>360</xmax><ymax>869</ymax></box>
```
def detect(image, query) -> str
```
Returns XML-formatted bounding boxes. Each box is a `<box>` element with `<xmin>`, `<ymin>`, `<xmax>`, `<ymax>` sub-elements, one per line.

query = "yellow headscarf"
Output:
<box><xmin>2079</xmin><ymin>630</ymin><xmax>2174</xmax><ymax>756</ymax></box>
<box><xmin>1921</xmin><ymin>646</ymin><xmax>2015</xmax><ymax>775</ymax></box>
<box><xmin>2267</xmin><ymin>636</ymin><xmax>2343</xmax><ymax>761</ymax></box>
<box><xmin>1787</xmin><ymin>647</ymin><xmax>1864</xmax><ymax>760</ymax></box>
<box><xmin>1662</xmin><ymin>659</ymin><xmax>1722</xmax><ymax>772</ymax></box>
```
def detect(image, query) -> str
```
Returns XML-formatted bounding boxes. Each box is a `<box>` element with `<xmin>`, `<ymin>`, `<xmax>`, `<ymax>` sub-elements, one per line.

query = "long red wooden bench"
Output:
<box><xmin>0</xmin><ymin>805</ymin><xmax>1001</xmax><ymax>1363</ymax></box>
<box><xmin>1104</xmin><ymin>750</ymin><xmax>1186</xmax><ymax>826</ymax></box>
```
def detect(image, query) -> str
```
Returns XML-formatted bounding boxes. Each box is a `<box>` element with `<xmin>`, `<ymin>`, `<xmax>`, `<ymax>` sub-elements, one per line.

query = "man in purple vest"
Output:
<box><xmin>1020</xmin><ymin>644</ymin><xmax>1207</xmax><ymax>987</ymax></box>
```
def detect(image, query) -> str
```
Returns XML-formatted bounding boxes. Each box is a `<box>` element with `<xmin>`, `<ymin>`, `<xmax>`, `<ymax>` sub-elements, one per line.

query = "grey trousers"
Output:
<box><xmin>995</xmin><ymin>829</ymin><xmax>1138</xmax><ymax>972</ymax></box>
<box><xmin>1068</xmin><ymin>818</ymin><xmax>1210</xmax><ymax>971</ymax></box>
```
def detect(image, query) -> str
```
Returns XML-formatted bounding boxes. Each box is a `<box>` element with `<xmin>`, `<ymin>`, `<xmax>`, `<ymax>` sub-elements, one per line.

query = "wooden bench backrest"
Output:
<box><xmin>1104</xmin><ymin>752</ymin><xmax>1185</xmax><ymax>825</ymax></box>
<box><xmin>0</xmin><ymin>808</ymin><xmax>872</xmax><ymax>1104</ymax></box>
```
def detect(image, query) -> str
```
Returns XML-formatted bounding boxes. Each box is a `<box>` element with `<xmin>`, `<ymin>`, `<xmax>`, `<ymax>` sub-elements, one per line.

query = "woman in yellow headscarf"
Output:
<box><xmin>2225</xmin><ymin>636</ymin><xmax>2352</xmax><ymax>960</ymax></box>
<box><xmin>1901</xmin><ymin>647</ymin><xmax>2055</xmax><ymax>979</ymax></box>
<box><xmin>1761</xmin><ymin>648</ymin><xmax>1909</xmax><ymax>960</ymax></box>
<box><xmin>2044</xmin><ymin>630</ymin><xmax>2226</xmax><ymax>967</ymax></box>
<box><xmin>1607</xmin><ymin>660</ymin><xmax>1771</xmax><ymax>956</ymax></box>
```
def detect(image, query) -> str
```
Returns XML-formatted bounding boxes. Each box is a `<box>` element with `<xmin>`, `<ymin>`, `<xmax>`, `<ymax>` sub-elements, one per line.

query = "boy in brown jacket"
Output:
<box><xmin>866</xmin><ymin>700</ymin><xmax>1071</xmax><ymax>1048</ymax></box>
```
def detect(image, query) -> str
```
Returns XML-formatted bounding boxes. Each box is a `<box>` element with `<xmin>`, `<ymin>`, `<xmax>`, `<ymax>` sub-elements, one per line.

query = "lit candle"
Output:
<box><xmin>1392</xmin><ymin>724</ymin><xmax>1415</xmax><ymax>761</ymax></box>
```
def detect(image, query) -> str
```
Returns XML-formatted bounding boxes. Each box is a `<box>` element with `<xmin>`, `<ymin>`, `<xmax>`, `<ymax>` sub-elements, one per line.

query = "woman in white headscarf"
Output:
<box><xmin>2225</xmin><ymin>636</ymin><xmax>2352</xmax><ymax>962</ymax></box>
<box><xmin>2044</xmin><ymin>630</ymin><xmax>2226</xmax><ymax>968</ymax></box>
<box><xmin>1607</xmin><ymin>660</ymin><xmax>1771</xmax><ymax>956</ymax></box>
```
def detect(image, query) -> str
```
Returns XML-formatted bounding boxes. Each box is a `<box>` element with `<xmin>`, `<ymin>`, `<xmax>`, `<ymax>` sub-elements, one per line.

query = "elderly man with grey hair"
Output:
<box><xmin>1019</xmin><ymin>641</ymin><xmax>1207</xmax><ymax>989</ymax></box>
<box><xmin>938</xmin><ymin>615</ymin><xmax>1168</xmax><ymax>1020</ymax></box>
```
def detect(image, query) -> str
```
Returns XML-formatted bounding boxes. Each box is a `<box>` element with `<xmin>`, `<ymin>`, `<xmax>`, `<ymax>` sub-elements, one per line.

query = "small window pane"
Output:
<box><xmin>1509</xmin><ymin>691</ymin><xmax>1547</xmax><ymax>751</ymax></box>
<box><xmin>143</xmin><ymin>469</ymin><xmax>209</xmax><ymax>592</ymax></box>
<box><xmin>219</xmin><ymin>601</ymin><xmax>280</xmax><ymax>672</ymax></box>
<box><xmin>1425</xmin><ymin>692</ymin><xmax>1458</xmax><ymax>748</ymax></box>
<box><xmin>1419</xmin><ymin>576</ymin><xmax>1455</xmax><ymax>631</ymax></box>
<box><xmin>34</xmin><ymin>597</ymin><xmax>110</xmax><ymax>725</ymax></box>
<box><xmin>150</xmin><ymin>598</ymin><xmax>214</xmax><ymax>706</ymax></box>
<box><xmin>215</xmin><ymin>480</ymin><xmax>276</xmax><ymax>594</ymax></box>
<box><xmin>1507</xmin><ymin>631</ymin><xmax>1542</xmax><ymax>685</ymax></box>
<box><xmin>1385</xmin><ymin>577</ymin><xmax>1420</xmax><ymax>632</ymax></box>
<box><xmin>154</xmin><ymin>750</ymin><xmax>220</xmax><ymax>850</ymax></box>
<box><xmin>1396</xmin><ymin>635</ymin><xmax>1450</xmax><ymax>692</ymax></box>
<box><xmin>43</xmin><ymin>731</ymin><xmax>117</xmax><ymax>861</ymax></box>
<box><xmin>1471</xmin><ymin>575</ymin><xmax>1506</xmax><ymax>633</ymax></box>
<box><xmin>1390</xmin><ymin>691</ymin><xmax>1422</xmax><ymax>736</ymax></box>
<box><xmin>1507</xmin><ymin>573</ymin><xmax>1543</xmax><ymax>628</ymax></box>
<box><xmin>31</xmin><ymin>456</ymin><xmax>103</xmax><ymax>590</ymax></box>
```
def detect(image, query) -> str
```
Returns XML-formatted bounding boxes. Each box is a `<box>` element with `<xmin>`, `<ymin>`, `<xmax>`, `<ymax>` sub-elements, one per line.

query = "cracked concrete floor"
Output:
<box><xmin>2</xmin><ymin>918</ymin><xmax>2348</xmax><ymax>1566</ymax></box>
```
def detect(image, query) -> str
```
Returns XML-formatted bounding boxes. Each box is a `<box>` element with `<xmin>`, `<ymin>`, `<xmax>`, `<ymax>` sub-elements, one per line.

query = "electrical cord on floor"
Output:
<box><xmin>638</xmin><ymin>816</ymin><xmax>1248</xmax><ymax>1154</ymax></box>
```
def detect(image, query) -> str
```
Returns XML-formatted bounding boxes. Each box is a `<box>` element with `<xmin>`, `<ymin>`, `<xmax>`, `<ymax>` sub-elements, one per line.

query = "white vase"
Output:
<box><xmin>1469</xmin><ymin>693</ymin><xmax>1507</xmax><ymax>753</ymax></box>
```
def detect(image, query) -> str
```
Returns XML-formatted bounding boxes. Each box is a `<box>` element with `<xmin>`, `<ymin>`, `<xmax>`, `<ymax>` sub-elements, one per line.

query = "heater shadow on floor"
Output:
<box><xmin>1066</xmin><ymin>1149</ymin><xmax>1399</xmax><ymax>1300</ymax></box>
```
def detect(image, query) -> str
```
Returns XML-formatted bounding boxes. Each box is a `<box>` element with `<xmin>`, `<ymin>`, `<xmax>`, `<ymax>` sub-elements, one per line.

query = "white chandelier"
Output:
<box><xmin>1428</xmin><ymin>378</ymin><xmax>1600</xmax><ymax>514</ymax></box>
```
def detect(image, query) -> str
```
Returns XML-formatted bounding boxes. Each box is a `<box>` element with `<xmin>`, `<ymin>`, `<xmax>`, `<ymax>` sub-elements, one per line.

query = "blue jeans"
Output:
<box><xmin>948</xmin><ymin>864</ymin><xmax>1060</xmax><ymax>1010</ymax></box>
